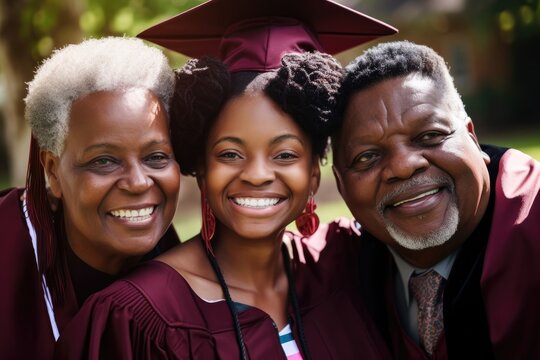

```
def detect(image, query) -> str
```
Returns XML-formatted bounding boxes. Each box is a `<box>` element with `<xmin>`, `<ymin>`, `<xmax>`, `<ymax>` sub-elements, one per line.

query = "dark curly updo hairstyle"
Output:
<box><xmin>170</xmin><ymin>51</ymin><xmax>343</xmax><ymax>176</ymax></box>
<box><xmin>265</xmin><ymin>52</ymin><xmax>342</xmax><ymax>157</ymax></box>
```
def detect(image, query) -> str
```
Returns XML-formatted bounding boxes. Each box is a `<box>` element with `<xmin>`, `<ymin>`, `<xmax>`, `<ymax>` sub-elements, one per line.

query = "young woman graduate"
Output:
<box><xmin>0</xmin><ymin>37</ymin><xmax>181</xmax><ymax>359</ymax></box>
<box><xmin>55</xmin><ymin>1</ymin><xmax>397</xmax><ymax>359</ymax></box>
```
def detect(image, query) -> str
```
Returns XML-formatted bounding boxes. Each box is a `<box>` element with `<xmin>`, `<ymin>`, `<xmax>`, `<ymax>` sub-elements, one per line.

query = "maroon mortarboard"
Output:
<box><xmin>138</xmin><ymin>0</ymin><xmax>397</xmax><ymax>72</ymax></box>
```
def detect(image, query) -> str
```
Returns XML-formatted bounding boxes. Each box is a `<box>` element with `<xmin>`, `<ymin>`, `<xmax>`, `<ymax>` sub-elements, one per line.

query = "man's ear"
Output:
<box><xmin>466</xmin><ymin>117</ymin><xmax>480</xmax><ymax>147</ymax></box>
<box><xmin>466</xmin><ymin>117</ymin><xmax>491</xmax><ymax>166</ymax></box>
<box><xmin>332</xmin><ymin>164</ymin><xmax>344</xmax><ymax>197</ymax></box>
<box><xmin>41</xmin><ymin>150</ymin><xmax>62</xmax><ymax>199</ymax></box>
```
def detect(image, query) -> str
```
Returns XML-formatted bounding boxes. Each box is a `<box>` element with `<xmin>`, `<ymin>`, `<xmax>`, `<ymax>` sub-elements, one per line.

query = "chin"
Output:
<box><xmin>386</xmin><ymin>203</ymin><xmax>459</xmax><ymax>251</ymax></box>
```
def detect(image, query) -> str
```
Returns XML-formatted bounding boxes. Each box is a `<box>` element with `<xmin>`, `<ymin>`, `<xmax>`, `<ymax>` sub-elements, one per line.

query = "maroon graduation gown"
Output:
<box><xmin>55</xmin><ymin>226</ymin><xmax>391</xmax><ymax>359</ymax></box>
<box><xmin>351</xmin><ymin>145</ymin><xmax>540</xmax><ymax>359</ymax></box>
<box><xmin>482</xmin><ymin>147</ymin><xmax>540</xmax><ymax>358</ymax></box>
<box><xmin>0</xmin><ymin>187</ymin><xmax>179</xmax><ymax>360</ymax></box>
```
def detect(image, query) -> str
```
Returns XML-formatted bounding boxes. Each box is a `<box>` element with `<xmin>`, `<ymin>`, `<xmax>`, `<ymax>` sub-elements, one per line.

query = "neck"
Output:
<box><xmin>211</xmin><ymin>226</ymin><xmax>286</xmax><ymax>291</ymax></box>
<box><xmin>67</xmin><ymin>237</ymin><xmax>136</xmax><ymax>275</ymax></box>
<box><xmin>390</xmin><ymin>237</ymin><xmax>464</xmax><ymax>269</ymax></box>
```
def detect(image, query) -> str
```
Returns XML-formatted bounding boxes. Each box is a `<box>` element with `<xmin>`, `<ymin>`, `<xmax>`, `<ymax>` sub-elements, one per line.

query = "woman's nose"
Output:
<box><xmin>239</xmin><ymin>156</ymin><xmax>275</xmax><ymax>186</ymax></box>
<box><xmin>117</xmin><ymin>163</ymin><xmax>154</xmax><ymax>193</ymax></box>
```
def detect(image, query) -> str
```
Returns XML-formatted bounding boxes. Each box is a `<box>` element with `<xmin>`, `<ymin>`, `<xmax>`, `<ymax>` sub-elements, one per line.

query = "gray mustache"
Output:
<box><xmin>377</xmin><ymin>175</ymin><xmax>455</xmax><ymax>214</ymax></box>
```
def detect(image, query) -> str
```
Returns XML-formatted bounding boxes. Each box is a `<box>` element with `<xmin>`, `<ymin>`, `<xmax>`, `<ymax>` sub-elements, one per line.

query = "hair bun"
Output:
<box><xmin>265</xmin><ymin>52</ymin><xmax>343</xmax><ymax>156</ymax></box>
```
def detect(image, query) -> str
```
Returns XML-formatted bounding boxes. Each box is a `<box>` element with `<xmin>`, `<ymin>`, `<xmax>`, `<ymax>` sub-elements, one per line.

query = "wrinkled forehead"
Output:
<box><xmin>333</xmin><ymin>75</ymin><xmax>458</xmax><ymax>159</ymax></box>
<box><xmin>343</xmin><ymin>74</ymin><xmax>451</xmax><ymax>125</ymax></box>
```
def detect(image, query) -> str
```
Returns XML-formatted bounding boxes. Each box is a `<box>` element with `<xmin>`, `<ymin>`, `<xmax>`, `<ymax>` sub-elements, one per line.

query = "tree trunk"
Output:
<box><xmin>0</xmin><ymin>0</ymin><xmax>83</xmax><ymax>186</ymax></box>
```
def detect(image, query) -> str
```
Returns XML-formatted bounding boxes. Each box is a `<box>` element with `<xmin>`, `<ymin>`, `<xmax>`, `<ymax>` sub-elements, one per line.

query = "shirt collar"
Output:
<box><xmin>388</xmin><ymin>246</ymin><xmax>459</xmax><ymax>306</ymax></box>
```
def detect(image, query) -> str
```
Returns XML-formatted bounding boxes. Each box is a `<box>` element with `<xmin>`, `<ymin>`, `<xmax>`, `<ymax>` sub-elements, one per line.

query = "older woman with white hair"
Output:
<box><xmin>0</xmin><ymin>37</ymin><xmax>180</xmax><ymax>359</ymax></box>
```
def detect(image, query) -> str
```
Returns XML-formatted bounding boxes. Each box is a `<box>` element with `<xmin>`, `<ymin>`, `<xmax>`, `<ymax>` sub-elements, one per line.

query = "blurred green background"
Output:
<box><xmin>1</xmin><ymin>0</ymin><xmax>539</xmax><ymax>240</ymax></box>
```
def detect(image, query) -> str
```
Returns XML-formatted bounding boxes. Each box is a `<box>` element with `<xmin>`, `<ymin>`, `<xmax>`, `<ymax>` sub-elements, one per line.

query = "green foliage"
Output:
<box><xmin>80</xmin><ymin>0</ymin><xmax>203</xmax><ymax>66</ymax></box>
<box><xmin>484</xmin><ymin>132</ymin><xmax>540</xmax><ymax>161</ymax></box>
<box><xmin>81</xmin><ymin>0</ymin><xmax>199</xmax><ymax>36</ymax></box>
<box><xmin>16</xmin><ymin>0</ymin><xmax>204</xmax><ymax>64</ymax></box>
<box><xmin>468</xmin><ymin>0</ymin><xmax>540</xmax><ymax>43</ymax></box>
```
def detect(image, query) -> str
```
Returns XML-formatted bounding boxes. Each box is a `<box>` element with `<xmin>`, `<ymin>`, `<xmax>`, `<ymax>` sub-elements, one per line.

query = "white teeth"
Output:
<box><xmin>233</xmin><ymin>197</ymin><xmax>280</xmax><ymax>208</ymax></box>
<box><xmin>393</xmin><ymin>189</ymin><xmax>439</xmax><ymax>207</ymax></box>
<box><xmin>110</xmin><ymin>207</ymin><xmax>154</xmax><ymax>221</ymax></box>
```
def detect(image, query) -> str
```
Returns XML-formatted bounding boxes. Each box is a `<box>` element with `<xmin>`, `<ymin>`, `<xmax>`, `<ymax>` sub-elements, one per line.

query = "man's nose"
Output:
<box><xmin>382</xmin><ymin>147</ymin><xmax>429</xmax><ymax>183</ymax></box>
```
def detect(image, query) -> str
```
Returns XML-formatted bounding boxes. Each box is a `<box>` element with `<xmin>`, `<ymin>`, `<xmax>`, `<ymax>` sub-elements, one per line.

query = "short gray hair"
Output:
<box><xmin>25</xmin><ymin>36</ymin><xmax>175</xmax><ymax>155</ymax></box>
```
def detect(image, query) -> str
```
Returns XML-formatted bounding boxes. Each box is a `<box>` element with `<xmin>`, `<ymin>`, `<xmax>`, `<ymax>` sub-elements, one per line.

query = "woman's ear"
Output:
<box><xmin>41</xmin><ymin>150</ymin><xmax>62</xmax><ymax>199</ymax></box>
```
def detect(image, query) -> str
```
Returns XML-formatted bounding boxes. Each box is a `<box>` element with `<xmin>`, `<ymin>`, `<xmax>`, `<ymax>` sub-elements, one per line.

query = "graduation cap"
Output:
<box><xmin>138</xmin><ymin>0</ymin><xmax>397</xmax><ymax>72</ymax></box>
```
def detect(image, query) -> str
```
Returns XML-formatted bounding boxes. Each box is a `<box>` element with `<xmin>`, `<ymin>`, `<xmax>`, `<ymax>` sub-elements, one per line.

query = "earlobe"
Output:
<box><xmin>465</xmin><ymin>117</ymin><xmax>481</xmax><ymax>148</ymax></box>
<box><xmin>481</xmin><ymin>151</ymin><xmax>491</xmax><ymax>166</ymax></box>
<box><xmin>41</xmin><ymin>151</ymin><xmax>62</xmax><ymax>199</ymax></box>
<box><xmin>465</xmin><ymin>117</ymin><xmax>491</xmax><ymax>165</ymax></box>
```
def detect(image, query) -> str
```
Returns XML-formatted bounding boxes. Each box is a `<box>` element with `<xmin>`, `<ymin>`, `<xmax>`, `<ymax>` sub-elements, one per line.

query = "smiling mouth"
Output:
<box><xmin>109</xmin><ymin>206</ymin><xmax>155</xmax><ymax>221</ymax></box>
<box><xmin>232</xmin><ymin>197</ymin><xmax>281</xmax><ymax>209</ymax></box>
<box><xmin>392</xmin><ymin>188</ymin><xmax>441</xmax><ymax>207</ymax></box>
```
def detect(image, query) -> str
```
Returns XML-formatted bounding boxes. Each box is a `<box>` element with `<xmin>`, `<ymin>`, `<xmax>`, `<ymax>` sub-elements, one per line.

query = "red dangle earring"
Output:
<box><xmin>200</xmin><ymin>187</ymin><xmax>216</xmax><ymax>253</ymax></box>
<box><xmin>295</xmin><ymin>192</ymin><xmax>320</xmax><ymax>237</ymax></box>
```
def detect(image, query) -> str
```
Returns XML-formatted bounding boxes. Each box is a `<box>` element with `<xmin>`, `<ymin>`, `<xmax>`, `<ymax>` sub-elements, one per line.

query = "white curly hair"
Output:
<box><xmin>25</xmin><ymin>36</ymin><xmax>175</xmax><ymax>155</ymax></box>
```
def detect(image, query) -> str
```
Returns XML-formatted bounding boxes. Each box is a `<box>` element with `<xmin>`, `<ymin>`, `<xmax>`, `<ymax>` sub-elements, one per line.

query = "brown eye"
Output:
<box><xmin>89</xmin><ymin>156</ymin><xmax>117</xmax><ymax>168</ymax></box>
<box><xmin>349</xmin><ymin>151</ymin><xmax>380</xmax><ymax>170</ymax></box>
<box><xmin>93</xmin><ymin>158</ymin><xmax>113</xmax><ymax>166</ymax></box>
<box><xmin>145</xmin><ymin>153</ymin><xmax>171</xmax><ymax>169</ymax></box>
<box><xmin>417</xmin><ymin>131</ymin><xmax>446</xmax><ymax>145</ymax></box>
<box><xmin>274</xmin><ymin>152</ymin><xmax>298</xmax><ymax>161</ymax></box>
<box><xmin>86</xmin><ymin>156</ymin><xmax>119</xmax><ymax>174</ymax></box>
<box><xmin>218</xmin><ymin>151</ymin><xmax>243</xmax><ymax>160</ymax></box>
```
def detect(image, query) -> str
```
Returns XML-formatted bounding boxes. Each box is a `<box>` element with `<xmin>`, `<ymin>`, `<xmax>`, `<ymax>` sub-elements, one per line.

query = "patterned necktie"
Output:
<box><xmin>409</xmin><ymin>270</ymin><xmax>446</xmax><ymax>356</ymax></box>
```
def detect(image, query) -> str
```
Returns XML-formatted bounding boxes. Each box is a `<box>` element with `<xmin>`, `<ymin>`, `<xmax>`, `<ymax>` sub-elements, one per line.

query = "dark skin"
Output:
<box><xmin>42</xmin><ymin>89</ymin><xmax>180</xmax><ymax>274</ymax></box>
<box><xmin>333</xmin><ymin>74</ymin><xmax>491</xmax><ymax>268</ymax></box>
<box><xmin>160</xmin><ymin>93</ymin><xmax>320</xmax><ymax>329</ymax></box>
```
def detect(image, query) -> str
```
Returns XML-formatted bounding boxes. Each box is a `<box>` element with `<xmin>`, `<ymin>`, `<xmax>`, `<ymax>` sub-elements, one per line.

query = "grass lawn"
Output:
<box><xmin>483</xmin><ymin>133</ymin><xmax>540</xmax><ymax>161</ymax></box>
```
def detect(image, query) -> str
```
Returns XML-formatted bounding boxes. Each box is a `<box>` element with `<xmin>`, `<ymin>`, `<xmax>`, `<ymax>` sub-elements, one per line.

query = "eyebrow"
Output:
<box><xmin>212</xmin><ymin>136</ymin><xmax>243</xmax><ymax>148</ymax></box>
<box><xmin>405</xmin><ymin>109</ymin><xmax>452</xmax><ymax>125</ymax></box>
<box><xmin>270</xmin><ymin>134</ymin><xmax>304</xmax><ymax>146</ymax></box>
<box><xmin>81</xmin><ymin>139</ymin><xmax>169</xmax><ymax>155</ymax></box>
<box><xmin>212</xmin><ymin>133</ymin><xmax>304</xmax><ymax>148</ymax></box>
<box><xmin>354</xmin><ymin>113</ymin><xmax>453</xmax><ymax>141</ymax></box>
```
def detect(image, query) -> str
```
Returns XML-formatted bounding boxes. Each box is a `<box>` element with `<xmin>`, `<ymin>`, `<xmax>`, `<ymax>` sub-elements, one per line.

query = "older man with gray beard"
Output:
<box><xmin>326</xmin><ymin>41</ymin><xmax>540</xmax><ymax>359</ymax></box>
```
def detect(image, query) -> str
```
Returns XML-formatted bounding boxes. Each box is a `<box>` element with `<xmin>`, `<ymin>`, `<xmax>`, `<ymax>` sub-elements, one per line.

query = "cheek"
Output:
<box><xmin>60</xmin><ymin>173</ymin><xmax>103</xmax><ymax>211</ymax></box>
<box><xmin>342</xmin><ymin>174</ymin><xmax>373</xmax><ymax>205</ymax></box>
<box><xmin>159</xmin><ymin>165</ymin><xmax>181</xmax><ymax>198</ymax></box>
<box><xmin>437</xmin><ymin>143</ymin><xmax>486</xmax><ymax>186</ymax></box>
<box><xmin>206</xmin><ymin>160</ymin><xmax>236</xmax><ymax>178</ymax></box>
<box><xmin>203</xmin><ymin>167</ymin><xmax>231</xmax><ymax>208</ymax></box>
<box><xmin>341</xmin><ymin>174</ymin><xmax>381</xmax><ymax>221</ymax></box>
<box><xmin>453</xmin><ymin>160</ymin><xmax>487</xmax><ymax>209</ymax></box>
<box><xmin>285</xmin><ymin>164</ymin><xmax>313</xmax><ymax>191</ymax></box>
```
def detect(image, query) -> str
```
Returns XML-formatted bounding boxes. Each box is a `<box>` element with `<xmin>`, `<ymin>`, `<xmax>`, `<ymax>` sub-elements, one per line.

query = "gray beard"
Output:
<box><xmin>385</xmin><ymin>201</ymin><xmax>459</xmax><ymax>250</ymax></box>
<box><xmin>378</xmin><ymin>175</ymin><xmax>459</xmax><ymax>250</ymax></box>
